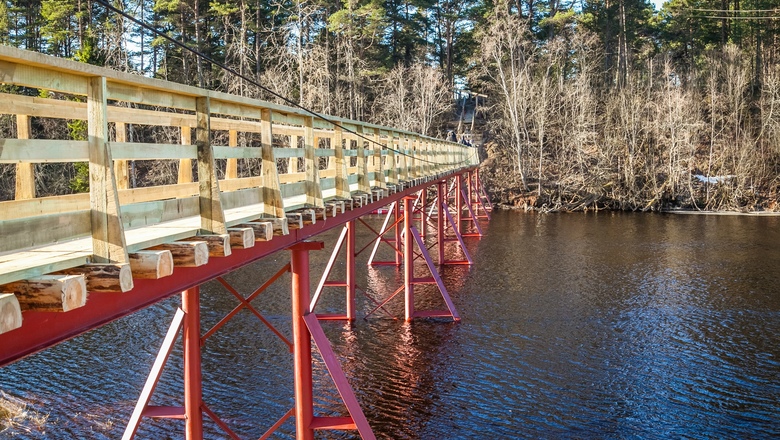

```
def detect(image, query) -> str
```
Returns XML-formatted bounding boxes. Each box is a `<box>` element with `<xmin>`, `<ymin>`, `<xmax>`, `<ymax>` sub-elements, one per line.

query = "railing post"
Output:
<box><xmin>372</xmin><ymin>128</ymin><xmax>386</xmax><ymax>189</ymax></box>
<box><xmin>409</xmin><ymin>136</ymin><xmax>420</xmax><ymax>179</ymax></box>
<box><xmin>399</xmin><ymin>135</ymin><xmax>409</xmax><ymax>183</ymax></box>
<box><xmin>14</xmin><ymin>114</ymin><xmax>35</xmax><ymax>199</ymax></box>
<box><xmin>303</xmin><ymin>116</ymin><xmax>324</xmax><ymax>208</ymax></box>
<box><xmin>261</xmin><ymin>109</ymin><xmax>286</xmax><ymax>218</ymax></box>
<box><xmin>178</xmin><ymin>125</ymin><xmax>193</xmax><ymax>183</ymax></box>
<box><xmin>356</xmin><ymin>126</ymin><xmax>370</xmax><ymax>193</ymax></box>
<box><xmin>387</xmin><ymin>132</ymin><xmax>398</xmax><ymax>187</ymax></box>
<box><xmin>87</xmin><ymin>76</ymin><xmax>128</xmax><ymax>264</ymax></box>
<box><xmin>195</xmin><ymin>96</ymin><xmax>227</xmax><ymax>235</ymax></box>
<box><xmin>289</xmin><ymin>134</ymin><xmax>299</xmax><ymax>173</ymax></box>
<box><xmin>424</xmin><ymin>140</ymin><xmax>431</xmax><ymax>177</ymax></box>
<box><xmin>449</xmin><ymin>144</ymin><xmax>455</xmax><ymax>170</ymax></box>
<box><xmin>331</xmin><ymin>125</ymin><xmax>351</xmax><ymax>199</ymax></box>
<box><xmin>114</xmin><ymin>122</ymin><xmax>130</xmax><ymax>189</ymax></box>
<box><xmin>226</xmin><ymin>129</ymin><xmax>238</xmax><ymax>179</ymax></box>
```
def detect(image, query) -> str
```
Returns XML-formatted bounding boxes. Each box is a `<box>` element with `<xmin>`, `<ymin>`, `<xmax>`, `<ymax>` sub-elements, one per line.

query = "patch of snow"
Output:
<box><xmin>693</xmin><ymin>174</ymin><xmax>735</xmax><ymax>184</ymax></box>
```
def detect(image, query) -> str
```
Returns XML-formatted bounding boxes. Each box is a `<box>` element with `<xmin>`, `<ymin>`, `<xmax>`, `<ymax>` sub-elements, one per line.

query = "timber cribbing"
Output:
<box><xmin>0</xmin><ymin>45</ymin><xmax>479</xmax><ymax>365</ymax></box>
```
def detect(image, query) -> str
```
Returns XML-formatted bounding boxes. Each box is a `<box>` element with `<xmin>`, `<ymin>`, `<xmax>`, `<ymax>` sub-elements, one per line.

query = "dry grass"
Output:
<box><xmin>0</xmin><ymin>391</ymin><xmax>48</xmax><ymax>434</ymax></box>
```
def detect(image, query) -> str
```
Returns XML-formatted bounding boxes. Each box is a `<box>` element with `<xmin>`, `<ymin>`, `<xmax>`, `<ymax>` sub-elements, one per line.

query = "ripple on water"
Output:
<box><xmin>1</xmin><ymin>212</ymin><xmax>779</xmax><ymax>438</ymax></box>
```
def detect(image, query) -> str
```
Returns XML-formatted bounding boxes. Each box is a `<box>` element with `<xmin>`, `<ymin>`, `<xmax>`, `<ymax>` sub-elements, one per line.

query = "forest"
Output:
<box><xmin>1</xmin><ymin>0</ymin><xmax>779</xmax><ymax>211</ymax></box>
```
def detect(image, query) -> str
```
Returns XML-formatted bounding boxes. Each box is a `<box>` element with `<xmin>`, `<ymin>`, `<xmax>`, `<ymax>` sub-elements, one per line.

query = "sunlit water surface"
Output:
<box><xmin>1</xmin><ymin>211</ymin><xmax>779</xmax><ymax>439</ymax></box>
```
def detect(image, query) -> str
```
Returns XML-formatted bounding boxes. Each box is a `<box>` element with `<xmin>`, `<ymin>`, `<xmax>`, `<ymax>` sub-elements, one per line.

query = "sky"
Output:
<box><xmin>652</xmin><ymin>0</ymin><xmax>667</xmax><ymax>10</ymax></box>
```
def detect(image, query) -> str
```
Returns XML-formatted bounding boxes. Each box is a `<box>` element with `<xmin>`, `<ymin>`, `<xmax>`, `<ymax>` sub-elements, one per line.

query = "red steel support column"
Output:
<box><xmin>182</xmin><ymin>287</ymin><xmax>203</xmax><ymax>440</ymax></box>
<box><xmin>437</xmin><ymin>181</ymin><xmax>446</xmax><ymax>264</ymax></box>
<box><xmin>290</xmin><ymin>242</ymin><xmax>322</xmax><ymax>440</ymax></box>
<box><xmin>420</xmin><ymin>187</ymin><xmax>427</xmax><ymax>238</ymax></box>
<box><xmin>346</xmin><ymin>220</ymin><xmax>357</xmax><ymax>321</ymax></box>
<box><xmin>403</xmin><ymin>196</ymin><xmax>415</xmax><ymax>322</ymax></box>
<box><xmin>456</xmin><ymin>173</ymin><xmax>463</xmax><ymax>227</ymax></box>
<box><xmin>467</xmin><ymin>171</ymin><xmax>474</xmax><ymax>211</ymax></box>
<box><xmin>394</xmin><ymin>200</ymin><xmax>402</xmax><ymax>266</ymax></box>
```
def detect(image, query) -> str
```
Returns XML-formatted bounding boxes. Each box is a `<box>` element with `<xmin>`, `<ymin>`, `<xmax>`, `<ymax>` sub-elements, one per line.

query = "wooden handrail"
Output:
<box><xmin>0</xmin><ymin>45</ymin><xmax>478</xmax><ymax>273</ymax></box>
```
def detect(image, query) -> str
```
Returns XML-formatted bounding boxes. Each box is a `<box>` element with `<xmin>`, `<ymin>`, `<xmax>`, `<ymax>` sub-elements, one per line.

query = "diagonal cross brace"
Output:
<box><xmin>410</xmin><ymin>226</ymin><xmax>460</xmax><ymax>321</ymax></box>
<box><xmin>201</xmin><ymin>264</ymin><xmax>292</xmax><ymax>349</ymax></box>
<box><xmin>304</xmin><ymin>313</ymin><xmax>376</xmax><ymax>440</ymax></box>
<box><xmin>123</xmin><ymin>308</ymin><xmax>186</xmax><ymax>440</ymax></box>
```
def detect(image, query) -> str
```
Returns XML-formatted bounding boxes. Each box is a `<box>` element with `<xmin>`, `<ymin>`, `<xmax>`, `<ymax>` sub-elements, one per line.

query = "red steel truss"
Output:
<box><xmin>4</xmin><ymin>167</ymin><xmax>493</xmax><ymax>440</ymax></box>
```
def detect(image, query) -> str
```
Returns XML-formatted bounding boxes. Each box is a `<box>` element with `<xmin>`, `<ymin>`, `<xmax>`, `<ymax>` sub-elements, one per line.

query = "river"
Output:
<box><xmin>1</xmin><ymin>211</ymin><xmax>779</xmax><ymax>438</ymax></box>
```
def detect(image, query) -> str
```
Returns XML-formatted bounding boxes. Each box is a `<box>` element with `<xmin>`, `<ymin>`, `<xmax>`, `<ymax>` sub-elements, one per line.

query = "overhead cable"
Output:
<box><xmin>92</xmin><ymin>0</ymin><xmax>474</xmax><ymax>167</ymax></box>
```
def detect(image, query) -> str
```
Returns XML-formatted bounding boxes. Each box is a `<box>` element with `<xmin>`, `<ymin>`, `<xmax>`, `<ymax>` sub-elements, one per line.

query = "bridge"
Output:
<box><xmin>0</xmin><ymin>45</ymin><xmax>492</xmax><ymax>439</ymax></box>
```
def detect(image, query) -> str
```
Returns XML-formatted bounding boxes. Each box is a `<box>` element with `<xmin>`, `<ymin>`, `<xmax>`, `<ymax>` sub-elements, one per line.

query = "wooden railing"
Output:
<box><xmin>0</xmin><ymin>45</ymin><xmax>477</xmax><ymax>292</ymax></box>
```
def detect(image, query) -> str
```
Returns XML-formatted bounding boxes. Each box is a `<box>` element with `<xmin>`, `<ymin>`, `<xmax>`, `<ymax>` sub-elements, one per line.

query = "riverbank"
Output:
<box><xmin>664</xmin><ymin>209</ymin><xmax>780</xmax><ymax>216</ymax></box>
<box><xmin>479</xmin><ymin>140</ymin><xmax>780</xmax><ymax>214</ymax></box>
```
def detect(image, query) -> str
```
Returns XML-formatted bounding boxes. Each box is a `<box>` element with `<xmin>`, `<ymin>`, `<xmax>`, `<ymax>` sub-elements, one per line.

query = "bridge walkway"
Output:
<box><xmin>0</xmin><ymin>45</ymin><xmax>477</xmax><ymax>350</ymax></box>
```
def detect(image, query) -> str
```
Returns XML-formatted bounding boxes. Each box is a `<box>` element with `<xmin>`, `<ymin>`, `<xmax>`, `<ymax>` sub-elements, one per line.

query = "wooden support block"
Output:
<box><xmin>56</xmin><ymin>263</ymin><xmax>134</xmax><ymax>292</ymax></box>
<box><xmin>149</xmin><ymin>241</ymin><xmax>209</xmax><ymax>267</ymax></box>
<box><xmin>313</xmin><ymin>207</ymin><xmax>327</xmax><ymax>221</ymax></box>
<box><xmin>1</xmin><ymin>275</ymin><xmax>87</xmax><ymax>312</ymax></box>
<box><xmin>324</xmin><ymin>202</ymin><xmax>340</xmax><ymax>217</ymax></box>
<box><xmin>352</xmin><ymin>193</ymin><xmax>370</xmax><ymax>207</ymax></box>
<box><xmin>260</xmin><ymin>217</ymin><xmax>289</xmax><ymax>236</ymax></box>
<box><xmin>240</xmin><ymin>222</ymin><xmax>274</xmax><ymax>242</ymax></box>
<box><xmin>181</xmin><ymin>234</ymin><xmax>231</xmax><ymax>257</ymax></box>
<box><xmin>300</xmin><ymin>208</ymin><xmax>316</xmax><ymax>225</ymax></box>
<box><xmin>129</xmin><ymin>250</ymin><xmax>174</xmax><ymax>280</ymax></box>
<box><xmin>228</xmin><ymin>227</ymin><xmax>255</xmax><ymax>248</ymax></box>
<box><xmin>273</xmin><ymin>218</ymin><xmax>290</xmax><ymax>235</ymax></box>
<box><xmin>0</xmin><ymin>293</ymin><xmax>22</xmax><ymax>334</ymax></box>
<box><xmin>286</xmin><ymin>213</ymin><xmax>304</xmax><ymax>230</ymax></box>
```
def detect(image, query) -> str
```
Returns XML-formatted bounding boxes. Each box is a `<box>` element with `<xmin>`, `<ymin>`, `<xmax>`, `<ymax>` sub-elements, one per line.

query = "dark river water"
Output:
<box><xmin>2</xmin><ymin>211</ymin><xmax>780</xmax><ymax>439</ymax></box>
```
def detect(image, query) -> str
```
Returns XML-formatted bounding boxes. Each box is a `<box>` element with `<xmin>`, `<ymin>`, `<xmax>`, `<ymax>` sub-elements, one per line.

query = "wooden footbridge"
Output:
<box><xmin>0</xmin><ymin>45</ymin><xmax>492</xmax><ymax>439</ymax></box>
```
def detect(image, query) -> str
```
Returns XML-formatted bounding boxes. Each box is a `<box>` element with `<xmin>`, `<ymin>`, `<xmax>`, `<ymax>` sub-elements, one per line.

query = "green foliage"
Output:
<box><xmin>67</xmin><ymin>119</ymin><xmax>89</xmax><ymax>193</ymax></box>
<box><xmin>328</xmin><ymin>0</ymin><xmax>387</xmax><ymax>38</ymax></box>
<box><xmin>154</xmin><ymin>0</ymin><xmax>180</xmax><ymax>14</ymax></box>
<box><xmin>69</xmin><ymin>162</ymin><xmax>90</xmax><ymax>193</ymax></box>
<box><xmin>0</xmin><ymin>1</ymin><xmax>9</xmax><ymax>45</ymax></box>
<box><xmin>40</xmin><ymin>0</ymin><xmax>76</xmax><ymax>56</ymax></box>
<box><xmin>210</xmin><ymin>0</ymin><xmax>239</xmax><ymax>16</ymax></box>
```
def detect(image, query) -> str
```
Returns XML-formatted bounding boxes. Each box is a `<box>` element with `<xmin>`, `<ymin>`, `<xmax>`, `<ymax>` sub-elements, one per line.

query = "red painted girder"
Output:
<box><xmin>0</xmin><ymin>168</ymin><xmax>476</xmax><ymax>367</ymax></box>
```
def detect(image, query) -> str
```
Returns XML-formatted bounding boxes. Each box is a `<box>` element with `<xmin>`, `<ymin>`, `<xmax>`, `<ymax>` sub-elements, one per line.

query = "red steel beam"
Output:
<box><xmin>0</xmin><ymin>167</ymin><xmax>476</xmax><ymax>367</ymax></box>
<box><xmin>289</xmin><ymin>242</ymin><xmax>322</xmax><ymax>440</ymax></box>
<box><xmin>182</xmin><ymin>286</ymin><xmax>204</xmax><ymax>439</ymax></box>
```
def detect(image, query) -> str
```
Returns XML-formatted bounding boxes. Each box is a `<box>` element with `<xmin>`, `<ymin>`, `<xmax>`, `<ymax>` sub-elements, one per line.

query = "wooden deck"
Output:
<box><xmin>0</xmin><ymin>45</ymin><xmax>477</xmax><ymax>338</ymax></box>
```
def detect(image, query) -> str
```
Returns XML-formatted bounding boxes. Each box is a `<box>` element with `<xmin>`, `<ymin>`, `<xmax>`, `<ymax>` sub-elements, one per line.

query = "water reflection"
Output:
<box><xmin>1</xmin><ymin>212</ymin><xmax>779</xmax><ymax>438</ymax></box>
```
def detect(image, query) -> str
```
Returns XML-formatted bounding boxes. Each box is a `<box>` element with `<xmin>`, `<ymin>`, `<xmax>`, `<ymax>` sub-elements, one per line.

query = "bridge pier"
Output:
<box><xmin>182</xmin><ymin>286</ymin><xmax>204</xmax><ymax>439</ymax></box>
<box><xmin>290</xmin><ymin>242</ymin><xmax>317</xmax><ymax>440</ymax></box>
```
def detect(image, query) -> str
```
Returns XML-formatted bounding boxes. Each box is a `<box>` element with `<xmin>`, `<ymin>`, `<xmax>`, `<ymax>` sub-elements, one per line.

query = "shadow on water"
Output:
<box><xmin>1</xmin><ymin>211</ymin><xmax>779</xmax><ymax>439</ymax></box>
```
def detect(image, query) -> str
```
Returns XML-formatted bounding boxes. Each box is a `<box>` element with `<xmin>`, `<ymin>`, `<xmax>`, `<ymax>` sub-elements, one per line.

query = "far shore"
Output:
<box><xmin>663</xmin><ymin>210</ymin><xmax>780</xmax><ymax>216</ymax></box>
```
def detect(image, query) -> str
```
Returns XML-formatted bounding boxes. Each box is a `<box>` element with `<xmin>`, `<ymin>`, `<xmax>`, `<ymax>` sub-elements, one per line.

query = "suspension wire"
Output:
<box><xmin>93</xmin><ymin>0</ymin><xmax>475</xmax><ymax>167</ymax></box>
